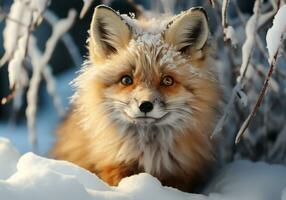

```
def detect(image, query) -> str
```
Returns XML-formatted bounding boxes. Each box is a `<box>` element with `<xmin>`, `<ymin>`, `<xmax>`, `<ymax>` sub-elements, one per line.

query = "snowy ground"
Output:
<box><xmin>1</xmin><ymin>137</ymin><xmax>286</xmax><ymax>200</ymax></box>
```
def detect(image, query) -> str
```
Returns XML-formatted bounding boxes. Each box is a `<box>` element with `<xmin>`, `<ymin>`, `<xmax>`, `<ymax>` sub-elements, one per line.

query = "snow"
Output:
<box><xmin>266</xmin><ymin>5</ymin><xmax>286</xmax><ymax>63</ymax></box>
<box><xmin>120</xmin><ymin>13</ymin><xmax>170</xmax><ymax>35</ymax></box>
<box><xmin>205</xmin><ymin>160</ymin><xmax>286</xmax><ymax>200</ymax></box>
<box><xmin>0</xmin><ymin>138</ymin><xmax>20</xmax><ymax>179</ymax></box>
<box><xmin>7</xmin><ymin>34</ymin><xmax>28</xmax><ymax>88</ymax></box>
<box><xmin>0</xmin><ymin>138</ymin><xmax>286</xmax><ymax>200</ymax></box>
<box><xmin>237</xmin><ymin>0</ymin><xmax>260</xmax><ymax>82</ymax></box>
<box><xmin>221</xmin><ymin>0</ymin><xmax>239</xmax><ymax>47</ymax></box>
<box><xmin>221</xmin><ymin>0</ymin><xmax>229</xmax><ymax>28</ymax></box>
<box><xmin>224</xmin><ymin>26</ymin><xmax>238</xmax><ymax>47</ymax></box>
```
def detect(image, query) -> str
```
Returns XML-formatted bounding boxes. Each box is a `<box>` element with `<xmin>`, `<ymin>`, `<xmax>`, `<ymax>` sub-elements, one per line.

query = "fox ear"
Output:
<box><xmin>89</xmin><ymin>5</ymin><xmax>131</xmax><ymax>57</ymax></box>
<box><xmin>164</xmin><ymin>7</ymin><xmax>209</xmax><ymax>55</ymax></box>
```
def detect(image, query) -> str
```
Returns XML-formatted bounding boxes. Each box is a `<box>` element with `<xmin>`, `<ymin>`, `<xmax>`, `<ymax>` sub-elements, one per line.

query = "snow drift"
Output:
<box><xmin>1</xmin><ymin>138</ymin><xmax>286</xmax><ymax>200</ymax></box>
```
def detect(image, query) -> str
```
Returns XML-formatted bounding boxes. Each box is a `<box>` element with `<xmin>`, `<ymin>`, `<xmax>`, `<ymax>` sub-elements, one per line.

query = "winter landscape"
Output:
<box><xmin>0</xmin><ymin>0</ymin><xmax>286</xmax><ymax>199</ymax></box>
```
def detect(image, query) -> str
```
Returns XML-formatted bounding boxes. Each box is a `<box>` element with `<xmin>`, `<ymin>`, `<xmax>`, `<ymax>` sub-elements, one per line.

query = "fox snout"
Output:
<box><xmin>139</xmin><ymin>101</ymin><xmax>153</xmax><ymax>113</ymax></box>
<box><xmin>135</xmin><ymin>90</ymin><xmax>162</xmax><ymax>113</ymax></box>
<box><xmin>123</xmin><ymin>89</ymin><xmax>168</xmax><ymax>125</ymax></box>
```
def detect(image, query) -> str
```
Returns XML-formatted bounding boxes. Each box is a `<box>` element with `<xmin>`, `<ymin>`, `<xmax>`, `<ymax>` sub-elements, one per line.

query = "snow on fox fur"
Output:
<box><xmin>52</xmin><ymin>5</ymin><xmax>221</xmax><ymax>192</ymax></box>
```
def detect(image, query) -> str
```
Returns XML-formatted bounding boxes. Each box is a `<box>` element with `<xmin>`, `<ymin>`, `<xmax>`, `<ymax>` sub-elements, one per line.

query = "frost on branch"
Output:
<box><xmin>213</xmin><ymin>0</ymin><xmax>261</xmax><ymax>137</ymax></box>
<box><xmin>26</xmin><ymin>9</ymin><xmax>76</xmax><ymax>148</ymax></box>
<box><xmin>210</xmin><ymin>0</ymin><xmax>286</xmax><ymax>162</ymax></box>
<box><xmin>44</xmin><ymin>10</ymin><xmax>82</xmax><ymax>67</ymax></box>
<box><xmin>266</xmin><ymin>5</ymin><xmax>286</xmax><ymax>63</ymax></box>
<box><xmin>221</xmin><ymin>0</ymin><xmax>238</xmax><ymax>47</ymax></box>
<box><xmin>1</xmin><ymin>0</ymin><xmax>50</xmax><ymax>111</ymax></box>
<box><xmin>237</xmin><ymin>0</ymin><xmax>261</xmax><ymax>82</ymax></box>
<box><xmin>1</xmin><ymin>0</ymin><xmax>49</xmax><ymax>67</ymax></box>
<box><xmin>224</xmin><ymin>26</ymin><xmax>238</xmax><ymax>47</ymax></box>
<box><xmin>7</xmin><ymin>35</ymin><xmax>28</xmax><ymax>89</ymax></box>
<box><xmin>235</xmin><ymin>4</ymin><xmax>286</xmax><ymax>144</ymax></box>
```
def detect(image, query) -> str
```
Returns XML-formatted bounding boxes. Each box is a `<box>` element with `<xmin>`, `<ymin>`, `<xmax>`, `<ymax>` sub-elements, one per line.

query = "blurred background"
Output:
<box><xmin>0</xmin><ymin>0</ymin><xmax>286</xmax><ymax>165</ymax></box>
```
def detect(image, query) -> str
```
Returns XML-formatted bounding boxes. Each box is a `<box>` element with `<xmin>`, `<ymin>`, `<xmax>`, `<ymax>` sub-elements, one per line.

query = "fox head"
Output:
<box><xmin>73</xmin><ymin>5</ymin><xmax>220</xmax><ymax>143</ymax></box>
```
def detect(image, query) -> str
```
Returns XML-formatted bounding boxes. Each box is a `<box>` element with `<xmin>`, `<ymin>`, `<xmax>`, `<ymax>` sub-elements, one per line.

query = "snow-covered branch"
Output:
<box><xmin>80</xmin><ymin>0</ymin><xmax>93</xmax><ymax>19</ymax></box>
<box><xmin>44</xmin><ymin>10</ymin><xmax>82</xmax><ymax>67</ymax></box>
<box><xmin>26</xmin><ymin>9</ymin><xmax>76</xmax><ymax>149</ymax></box>
<box><xmin>238</xmin><ymin>0</ymin><xmax>261</xmax><ymax>82</ymax></box>
<box><xmin>221</xmin><ymin>0</ymin><xmax>238</xmax><ymax>46</ymax></box>
<box><xmin>235</xmin><ymin>4</ymin><xmax>286</xmax><ymax>144</ymax></box>
<box><xmin>0</xmin><ymin>0</ymin><xmax>79</xmax><ymax>150</ymax></box>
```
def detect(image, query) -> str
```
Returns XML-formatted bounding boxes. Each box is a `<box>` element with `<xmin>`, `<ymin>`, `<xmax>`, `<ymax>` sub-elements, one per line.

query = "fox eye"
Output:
<box><xmin>121</xmin><ymin>75</ymin><xmax>133</xmax><ymax>85</ymax></box>
<box><xmin>161</xmin><ymin>76</ymin><xmax>174</xmax><ymax>86</ymax></box>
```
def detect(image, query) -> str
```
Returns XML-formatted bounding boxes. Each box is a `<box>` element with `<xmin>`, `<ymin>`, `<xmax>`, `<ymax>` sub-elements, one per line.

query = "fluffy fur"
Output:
<box><xmin>52</xmin><ymin>5</ymin><xmax>221</xmax><ymax>192</ymax></box>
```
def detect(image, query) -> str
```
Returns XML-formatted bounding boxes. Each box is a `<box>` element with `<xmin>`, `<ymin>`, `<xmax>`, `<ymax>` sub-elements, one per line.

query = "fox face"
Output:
<box><xmin>63</xmin><ymin>5</ymin><xmax>221</xmax><ymax>189</ymax></box>
<box><xmin>75</xmin><ymin>6</ymin><xmax>219</xmax><ymax>138</ymax></box>
<box><xmin>93</xmin><ymin>40</ymin><xmax>213</xmax><ymax>134</ymax></box>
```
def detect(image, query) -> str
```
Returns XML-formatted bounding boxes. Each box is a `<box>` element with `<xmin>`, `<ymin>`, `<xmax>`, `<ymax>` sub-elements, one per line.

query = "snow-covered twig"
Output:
<box><xmin>266</xmin><ymin>5</ymin><xmax>286</xmax><ymax>63</ymax></box>
<box><xmin>26</xmin><ymin>9</ymin><xmax>77</xmax><ymax>150</ymax></box>
<box><xmin>44</xmin><ymin>10</ymin><xmax>82</xmax><ymax>67</ymax></box>
<box><xmin>80</xmin><ymin>0</ymin><xmax>93</xmax><ymax>19</ymax></box>
<box><xmin>221</xmin><ymin>0</ymin><xmax>229</xmax><ymax>29</ymax></box>
<box><xmin>0</xmin><ymin>0</ymin><xmax>50</xmax><ymax>109</ymax></box>
<box><xmin>221</xmin><ymin>0</ymin><xmax>238</xmax><ymax>46</ymax></box>
<box><xmin>28</xmin><ymin>36</ymin><xmax>65</xmax><ymax>117</ymax></box>
<box><xmin>235</xmin><ymin>5</ymin><xmax>286</xmax><ymax>144</ymax></box>
<box><xmin>0</xmin><ymin>0</ymin><xmax>50</xmax><ymax>67</ymax></box>
<box><xmin>237</xmin><ymin>0</ymin><xmax>261</xmax><ymax>82</ymax></box>
<box><xmin>235</xmin><ymin>48</ymin><xmax>280</xmax><ymax>144</ymax></box>
<box><xmin>212</xmin><ymin>0</ymin><xmax>261</xmax><ymax>138</ymax></box>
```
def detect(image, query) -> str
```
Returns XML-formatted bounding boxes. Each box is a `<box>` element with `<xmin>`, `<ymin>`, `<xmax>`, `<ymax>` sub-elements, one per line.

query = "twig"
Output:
<box><xmin>44</xmin><ymin>10</ymin><xmax>82</xmax><ymax>67</ymax></box>
<box><xmin>221</xmin><ymin>0</ymin><xmax>229</xmax><ymax>28</ymax></box>
<box><xmin>208</xmin><ymin>0</ymin><xmax>216</xmax><ymax>8</ymax></box>
<box><xmin>0</xmin><ymin>8</ymin><xmax>29</xmax><ymax>27</ymax></box>
<box><xmin>26</xmin><ymin>9</ymin><xmax>77</xmax><ymax>150</ymax></box>
<box><xmin>80</xmin><ymin>0</ymin><xmax>93</xmax><ymax>19</ymax></box>
<box><xmin>212</xmin><ymin>0</ymin><xmax>262</xmax><ymax>138</ymax></box>
<box><xmin>238</xmin><ymin>0</ymin><xmax>261</xmax><ymax>81</ymax></box>
<box><xmin>232</xmin><ymin>2</ymin><xmax>286</xmax><ymax>79</ymax></box>
<box><xmin>235</xmin><ymin>47</ymin><xmax>280</xmax><ymax>144</ymax></box>
<box><xmin>0</xmin><ymin>85</ymin><xmax>16</xmax><ymax>105</ymax></box>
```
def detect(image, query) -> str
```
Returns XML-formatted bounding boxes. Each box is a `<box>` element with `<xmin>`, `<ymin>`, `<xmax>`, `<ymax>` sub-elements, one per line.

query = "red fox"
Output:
<box><xmin>52</xmin><ymin>5</ymin><xmax>221</xmax><ymax>192</ymax></box>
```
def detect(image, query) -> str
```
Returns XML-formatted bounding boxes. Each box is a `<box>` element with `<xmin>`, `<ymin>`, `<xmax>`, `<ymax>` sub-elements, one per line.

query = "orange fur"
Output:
<box><xmin>52</xmin><ymin>6</ymin><xmax>222</xmax><ymax>192</ymax></box>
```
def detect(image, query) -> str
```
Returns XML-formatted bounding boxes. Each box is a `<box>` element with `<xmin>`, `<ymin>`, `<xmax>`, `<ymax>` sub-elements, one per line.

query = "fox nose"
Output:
<box><xmin>139</xmin><ymin>101</ymin><xmax>153</xmax><ymax>113</ymax></box>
